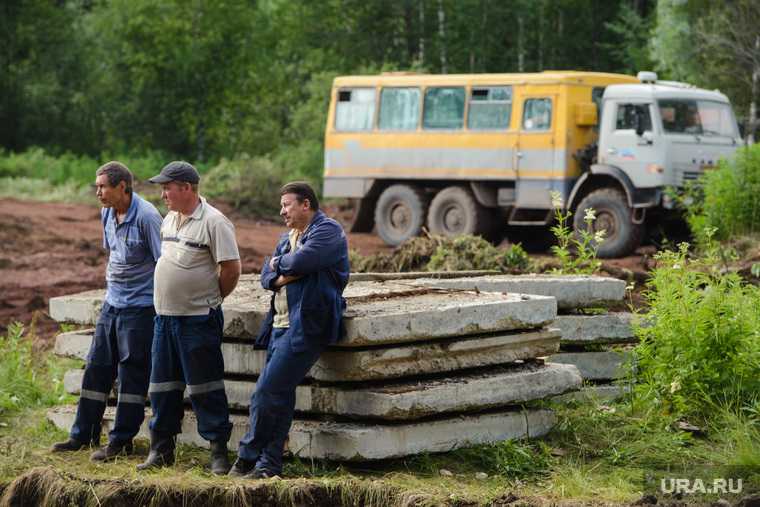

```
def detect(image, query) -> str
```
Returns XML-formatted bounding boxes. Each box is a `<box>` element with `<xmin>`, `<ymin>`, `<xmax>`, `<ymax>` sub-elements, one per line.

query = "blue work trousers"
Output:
<box><xmin>237</xmin><ymin>327</ymin><xmax>325</xmax><ymax>474</ymax></box>
<box><xmin>70</xmin><ymin>302</ymin><xmax>154</xmax><ymax>446</ymax></box>
<box><xmin>148</xmin><ymin>307</ymin><xmax>232</xmax><ymax>443</ymax></box>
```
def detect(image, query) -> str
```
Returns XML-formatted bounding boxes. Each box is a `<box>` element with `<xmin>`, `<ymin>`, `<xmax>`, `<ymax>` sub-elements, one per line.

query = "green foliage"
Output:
<box><xmin>449</xmin><ymin>440</ymin><xmax>553</xmax><ymax>479</ymax></box>
<box><xmin>202</xmin><ymin>155</ymin><xmax>286</xmax><ymax>219</ymax></box>
<box><xmin>2</xmin><ymin>0</ymin><xmax>653</xmax><ymax>164</ymax></box>
<box><xmin>349</xmin><ymin>235</ymin><xmax>444</xmax><ymax>273</ymax></box>
<box><xmin>603</xmin><ymin>2</ymin><xmax>655</xmax><ymax>74</ymax></box>
<box><xmin>684</xmin><ymin>144</ymin><xmax>760</xmax><ymax>243</ymax></box>
<box><xmin>0</xmin><ymin>147</ymin><xmax>191</xmax><ymax>188</ymax></box>
<box><xmin>634</xmin><ymin>243</ymin><xmax>760</xmax><ymax>419</ymax></box>
<box><xmin>350</xmin><ymin>234</ymin><xmax>532</xmax><ymax>273</ymax></box>
<box><xmin>427</xmin><ymin>235</ymin><xmax>531</xmax><ymax>273</ymax></box>
<box><xmin>0</xmin><ymin>323</ymin><xmax>70</xmax><ymax>419</ymax></box>
<box><xmin>549</xmin><ymin>191</ymin><xmax>604</xmax><ymax>275</ymax></box>
<box><xmin>0</xmin><ymin>177</ymin><xmax>92</xmax><ymax>204</ymax></box>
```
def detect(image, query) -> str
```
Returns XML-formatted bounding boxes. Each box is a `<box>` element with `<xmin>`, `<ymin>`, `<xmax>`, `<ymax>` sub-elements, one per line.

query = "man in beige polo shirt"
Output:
<box><xmin>138</xmin><ymin>161</ymin><xmax>241</xmax><ymax>475</ymax></box>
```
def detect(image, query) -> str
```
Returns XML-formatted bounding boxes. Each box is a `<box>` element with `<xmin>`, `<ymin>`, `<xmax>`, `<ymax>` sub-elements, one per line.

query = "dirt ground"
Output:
<box><xmin>0</xmin><ymin>197</ymin><xmax>650</xmax><ymax>345</ymax></box>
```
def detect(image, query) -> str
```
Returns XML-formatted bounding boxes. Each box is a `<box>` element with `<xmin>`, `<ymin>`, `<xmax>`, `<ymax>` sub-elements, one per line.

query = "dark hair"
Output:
<box><xmin>96</xmin><ymin>161</ymin><xmax>133</xmax><ymax>194</ymax></box>
<box><xmin>280</xmin><ymin>181</ymin><xmax>319</xmax><ymax>211</ymax></box>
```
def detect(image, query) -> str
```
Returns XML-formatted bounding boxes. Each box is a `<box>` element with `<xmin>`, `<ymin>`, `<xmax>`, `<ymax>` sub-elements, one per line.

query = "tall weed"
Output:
<box><xmin>0</xmin><ymin>323</ymin><xmax>70</xmax><ymax>418</ymax></box>
<box><xmin>549</xmin><ymin>191</ymin><xmax>604</xmax><ymax>274</ymax></box>
<box><xmin>685</xmin><ymin>143</ymin><xmax>760</xmax><ymax>242</ymax></box>
<box><xmin>634</xmin><ymin>243</ymin><xmax>760</xmax><ymax>419</ymax></box>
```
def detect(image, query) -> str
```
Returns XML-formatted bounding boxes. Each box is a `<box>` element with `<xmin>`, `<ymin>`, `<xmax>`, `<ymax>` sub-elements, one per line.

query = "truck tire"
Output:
<box><xmin>573</xmin><ymin>188</ymin><xmax>643</xmax><ymax>258</ymax></box>
<box><xmin>374</xmin><ymin>184</ymin><xmax>428</xmax><ymax>246</ymax></box>
<box><xmin>427</xmin><ymin>186</ymin><xmax>489</xmax><ymax>238</ymax></box>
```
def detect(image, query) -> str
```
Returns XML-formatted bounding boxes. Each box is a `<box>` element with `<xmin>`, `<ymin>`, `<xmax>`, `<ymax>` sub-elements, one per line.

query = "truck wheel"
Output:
<box><xmin>427</xmin><ymin>186</ymin><xmax>488</xmax><ymax>237</ymax></box>
<box><xmin>573</xmin><ymin>188</ymin><xmax>643</xmax><ymax>258</ymax></box>
<box><xmin>374</xmin><ymin>184</ymin><xmax>428</xmax><ymax>246</ymax></box>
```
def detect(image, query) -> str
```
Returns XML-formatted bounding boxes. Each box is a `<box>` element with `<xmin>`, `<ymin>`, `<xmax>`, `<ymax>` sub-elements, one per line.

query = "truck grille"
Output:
<box><xmin>676</xmin><ymin>169</ymin><xmax>702</xmax><ymax>187</ymax></box>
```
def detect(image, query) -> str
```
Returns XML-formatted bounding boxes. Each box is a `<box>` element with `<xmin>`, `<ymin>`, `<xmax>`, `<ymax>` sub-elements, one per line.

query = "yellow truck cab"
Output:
<box><xmin>322</xmin><ymin>71</ymin><xmax>740</xmax><ymax>257</ymax></box>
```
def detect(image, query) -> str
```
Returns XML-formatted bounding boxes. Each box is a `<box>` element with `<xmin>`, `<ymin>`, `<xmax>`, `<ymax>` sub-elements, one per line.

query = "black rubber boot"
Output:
<box><xmin>209</xmin><ymin>441</ymin><xmax>231</xmax><ymax>475</ymax></box>
<box><xmin>136</xmin><ymin>431</ymin><xmax>175</xmax><ymax>471</ymax></box>
<box><xmin>228</xmin><ymin>457</ymin><xmax>256</xmax><ymax>477</ymax></box>
<box><xmin>51</xmin><ymin>438</ymin><xmax>93</xmax><ymax>453</ymax></box>
<box><xmin>90</xmin><ymin>441</ymin><xmax>134</xmax><ymax>462</ymax></box>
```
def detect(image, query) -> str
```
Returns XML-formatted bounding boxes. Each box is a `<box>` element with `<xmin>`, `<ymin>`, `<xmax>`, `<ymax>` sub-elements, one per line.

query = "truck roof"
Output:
<box><xmin>604</xmin><ymin>83</ymin><xmax>731</xmax><ymax>103</ymax></box>
<box><xmin>333</xmin><ymin>70</ymin><xmax>638</xmax><ymax>88</ymax></box>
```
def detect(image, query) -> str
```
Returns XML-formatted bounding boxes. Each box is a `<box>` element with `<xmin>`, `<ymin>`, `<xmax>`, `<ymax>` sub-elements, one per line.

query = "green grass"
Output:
<box><xmin>2</xmin><ymin>395</ymin><xmax>757</xmax><ymax>506</ymax></box>
<box><xmin>0</xmin><ymin>177</ymin><xmax>93</xmax><ymax>204</ymax></box>
<box><xmin>0</xmin><ymin>323</ymin><xmax>78</xmax><ymax>421</ymax></box>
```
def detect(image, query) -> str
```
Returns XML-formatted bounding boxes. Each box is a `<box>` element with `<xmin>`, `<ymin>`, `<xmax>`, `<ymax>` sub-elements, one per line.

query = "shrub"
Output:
<box><xmin>634</xmin><ymin>243</ymin><xmax>760</xmax><ymax>420</ymax></box>
<box><xmin>203</xmin><ymin>155</ymin><xmax>286</xmax><ymax>218</ymax></box>
<box><xmin>686</xmin><ymin>143</ymin><xmax>760</xmax><ymax>242</ymax></box>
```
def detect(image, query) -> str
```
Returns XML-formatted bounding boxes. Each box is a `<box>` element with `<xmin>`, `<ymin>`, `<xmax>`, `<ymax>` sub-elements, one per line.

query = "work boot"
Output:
<box><xmin>90</xmin><ymin>441</ymin><xmax>134</xmax><ymax>462</ymax></box>
<box><xmin>136</xmin><ymin>431</ymin><xmax>175</xmax><ymax>471</ymax></box>
<box><xmin>51</xmin><ymin>438</ymin><xmax>92</xmax><ymax>453</ymax></box>
<box><xmin>228</xmin><ymin>457</ymin><xmax>256</xmax><ymax>477</ymax></box>
<box><xmin>209</xmin><ymin>441</ymin><xmax>231</xmax><ymax>475</ymax></box>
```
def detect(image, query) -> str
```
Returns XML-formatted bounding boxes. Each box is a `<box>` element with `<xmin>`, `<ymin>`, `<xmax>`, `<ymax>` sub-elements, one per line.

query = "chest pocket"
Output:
<box><xmin>124</xmin><ymin>237</ymin><xmax>147</xmax><ymax>264</ymax></box>
<box><xmin>173</xmin><ymin>240</ymin><xmax>210</xmax><ymax>268</ymax></box>
<box><xmin>113</xmin><ymin>223</ymin><xmax>147</xmax><ymax>265</ymax></box>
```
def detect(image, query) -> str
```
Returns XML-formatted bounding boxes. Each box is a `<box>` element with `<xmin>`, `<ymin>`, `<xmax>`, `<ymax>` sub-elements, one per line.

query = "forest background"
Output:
<box><xmin>2</xmin><ymin>0</ymin><xmax>759</xmax><ymax>195</ymax></box>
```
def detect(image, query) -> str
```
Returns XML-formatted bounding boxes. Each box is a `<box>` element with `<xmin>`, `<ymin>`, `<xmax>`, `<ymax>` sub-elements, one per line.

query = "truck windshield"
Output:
<box><xmin>658</xmin><ymin>99</ymin><xmax>737</xmax><ymax>137</ymax></box>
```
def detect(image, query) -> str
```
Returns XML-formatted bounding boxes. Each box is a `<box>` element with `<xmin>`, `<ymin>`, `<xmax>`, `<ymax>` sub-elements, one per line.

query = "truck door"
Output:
<box><xmin>598</xmin><ymin>100</ymin><xmax>659</xmax><ymax>188</ymax></box>
<box><xmin>515</xmin><ymin>94</ymin><xmax>558</xmax><ymax>210</ymax></box>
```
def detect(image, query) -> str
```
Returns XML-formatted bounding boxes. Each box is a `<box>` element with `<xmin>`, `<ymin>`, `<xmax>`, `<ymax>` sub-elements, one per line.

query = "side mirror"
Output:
<box><xmin>634</xmin><ymin>110</ymin><xmax>646</xmax><ymax>137</ymax></box>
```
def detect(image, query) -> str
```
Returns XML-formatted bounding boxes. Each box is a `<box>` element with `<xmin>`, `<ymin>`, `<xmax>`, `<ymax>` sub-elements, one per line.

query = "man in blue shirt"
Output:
<box><xmin>52</xmin><ymin>161</ymin><xmax>163</xmax><ymax>462</ymax></box>
<box><xmin>230</xmin><ymin>181</ymin><xmax>349</xmax><ymax>478</ymax></box>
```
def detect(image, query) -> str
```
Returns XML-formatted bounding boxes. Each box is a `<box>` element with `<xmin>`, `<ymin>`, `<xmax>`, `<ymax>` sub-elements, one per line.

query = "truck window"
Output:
<box><xmin>335</xmin><ymin>88</ymin><xmax>376</xmax><ymax>131</ymax></box>
<box><xmin>379</xmin><ymin>87</ymin><xmax>420</xmax><ymax>130</ymax></box>
<box><xmin>423</xmin><ymin>87</ymin><xmax>465</xmax><ymax>129</ymax></box>
<box><xmin>467</xmin><ymin>86</ymin><xmax>512</xmax><ymax>130</ymax></box>
<box><xmin>522</xmin><ymin>98</ymin><xmax>552</xmax><ymax>131</ymax></box>
<box><xmin>658</xmin><ymin>99</ymin><xmax>737</xmax><ymax>137</ymax></box>
<box><xmin>615</xmin><ymin>103</ymin><xmax>651</xmax><ymax>131</ymax></box>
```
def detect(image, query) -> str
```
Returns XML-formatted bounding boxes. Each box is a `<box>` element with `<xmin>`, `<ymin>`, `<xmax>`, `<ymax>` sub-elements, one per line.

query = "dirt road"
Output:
<box><xmin>0</xmin><ymin>198</ymin><xmax>390</xmax><ymax>343</ymax></box>
<box><xmin>0</xmin><ymin>197</ymin><xmax>654</xmax><ymax>344</ymax></box>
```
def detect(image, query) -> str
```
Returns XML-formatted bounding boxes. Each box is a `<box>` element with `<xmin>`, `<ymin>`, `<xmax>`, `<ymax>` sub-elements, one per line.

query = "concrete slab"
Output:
<box><xmin>54</xmin><ymin>329</ymin><xmax>92</xmax><ymax>359</ymax></box>
<box><xmin>401</xmin><ymin>274</ymin><xmax>626</xmax><ymax>310</ymax></box>
<box><xmin>49</xmin><ymin>290</ymin><xmax>104</xmax><ymax>325</ymax></box>
<box><xmin>50</xmin><ymin>284</ymin><xmax>557</xmax><ymax>345</ymax></box>
<box><xmin>47</xmin><ymin>405</ymin><xmax>556</xmax><ymax>460</ymax></box>
<box><xmin>339</xmin><ymin>291</ymin><xmax>556</xmax><ymax>347</ymax></box>
<box><xmin>555</xmin><ymin>313</ymin><xmax>637</xmax><ymax>344</ymax></box>
<box><xmin>57</xmin><ymin>327</ymin><xmax>560</xmax><ymax>381</ymax></box>
<box><xmin>546</xmin><ymin>350</ymin><xmax>635</xmax><ymax>380</ymax></box>
<box><xmin>307</xmin><ymin>328</ymin><xmax>560</xmax><ymax>381</ymax></box>
<box><xmin>63</xmin><ymin>362</ymin><xmax>581</xmax><ymax>419</ymax></box>
<box><xmin>348</xmin><ymin>270</ymin><xmax>499</xmax><ymax>282</ymax></box>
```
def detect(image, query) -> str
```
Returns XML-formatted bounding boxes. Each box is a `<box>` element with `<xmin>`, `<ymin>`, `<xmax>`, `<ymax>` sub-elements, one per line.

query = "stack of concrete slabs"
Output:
<box><xmin>49</xmin><ymin>277</ymin><xmax>582</xmax><ymax>460</ymax></box>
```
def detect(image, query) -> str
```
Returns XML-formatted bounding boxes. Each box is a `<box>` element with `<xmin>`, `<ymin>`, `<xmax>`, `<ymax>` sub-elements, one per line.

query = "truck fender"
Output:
<box><xmin>567</xmin><ymin>164</ymin><xmax>636</xmax><ymax>210</ymax></box>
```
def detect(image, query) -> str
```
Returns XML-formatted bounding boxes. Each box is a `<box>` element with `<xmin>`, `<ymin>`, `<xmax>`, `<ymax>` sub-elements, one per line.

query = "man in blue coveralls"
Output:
<box><xmin>52</xmin><ymin>161</ymin><xmax>162</xmax><ymax>462</ymax></box>
<box><xmin>138</xmin><ymin>161</ymin><xmax>241</xmax><ymax>474</ymax></box>
<box><xmin>230</xmin><ymin>181</ymin><xmax>349</xmax><ymax>479</ymax></box>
